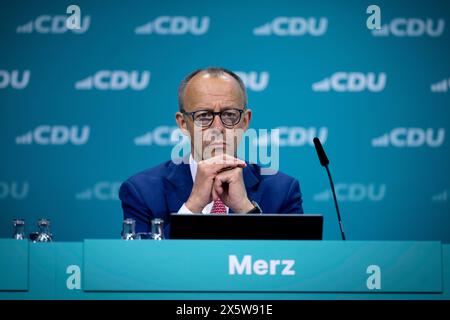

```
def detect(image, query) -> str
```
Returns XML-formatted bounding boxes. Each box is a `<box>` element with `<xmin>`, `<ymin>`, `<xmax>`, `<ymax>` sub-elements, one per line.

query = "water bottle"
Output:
<box><xmin>151</xmin><ymin>218</ymin><xmax>164</xmax><ymax>240</ymax></box>
<box><xmin>35</xmin><ymin>218</ymin><xmax>52</xmax><ymax>242</ymax></box>
<box><xmin>12</xmin><ymin>219</ymin><xmax>26</xmax><ymax>240</ymax></box>
<box><xmin>121</xmin><ymin>218</ymin><xmax>137</xmax><ymax>240</ymax></box>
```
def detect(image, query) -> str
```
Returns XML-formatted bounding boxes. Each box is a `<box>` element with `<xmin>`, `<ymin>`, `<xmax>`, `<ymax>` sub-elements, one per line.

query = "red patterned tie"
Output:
<box><xmin>210</xmin><ymin>198</ymin><xmax>227</xmax><ymax>214</ymax></box>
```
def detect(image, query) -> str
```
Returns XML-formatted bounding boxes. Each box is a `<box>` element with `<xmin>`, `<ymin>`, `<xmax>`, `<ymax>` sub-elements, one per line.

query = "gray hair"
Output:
<box><xmin>178</xmin><ymin>67</ymin><xmax>248</xmax><ymax>111</ymax></box>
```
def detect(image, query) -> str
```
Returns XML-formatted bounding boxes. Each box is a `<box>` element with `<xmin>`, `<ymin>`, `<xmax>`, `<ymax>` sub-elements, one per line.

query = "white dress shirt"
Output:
<box><xmin>177</xmin><ymin>154</ymin><xmax>230</xmax><ymax>214</ymax></box>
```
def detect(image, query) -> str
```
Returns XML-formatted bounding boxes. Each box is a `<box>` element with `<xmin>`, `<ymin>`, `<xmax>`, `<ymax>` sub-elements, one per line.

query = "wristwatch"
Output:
<box><xmin>247</xmin><ymin>200</ymin><xmax>262</xmax><ymax>214</ymax></box>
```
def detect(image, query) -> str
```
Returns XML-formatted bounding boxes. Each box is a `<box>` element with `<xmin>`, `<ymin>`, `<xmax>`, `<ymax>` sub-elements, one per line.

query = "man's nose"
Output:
<box><xmin>210</xmin><ymin>113</ymin><xmax>225</xmax><ymax>130</ymax></box>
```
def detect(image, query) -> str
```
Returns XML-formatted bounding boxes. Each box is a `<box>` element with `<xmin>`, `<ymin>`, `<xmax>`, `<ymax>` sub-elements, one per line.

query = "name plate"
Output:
<box><xmin>83</xmin><ymin>240</ymin><xmax>442</xmax><ymax>293</ymax></box>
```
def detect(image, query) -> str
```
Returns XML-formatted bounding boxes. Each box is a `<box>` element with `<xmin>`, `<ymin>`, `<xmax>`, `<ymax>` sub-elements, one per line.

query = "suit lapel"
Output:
<box><xmin>229</xmin><ymin>163</ymin><xmax>261</xmax><ymax>214</ymax></box>
<box><xmin>165</xmin><ymin>158</ymin><xmax>193</xmax><ymax>212</ymax></box>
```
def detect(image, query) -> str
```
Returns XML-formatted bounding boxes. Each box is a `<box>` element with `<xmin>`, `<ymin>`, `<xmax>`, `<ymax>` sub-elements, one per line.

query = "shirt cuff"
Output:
<box><xmin>178</xmin><ymin>203</ymin><xmax>194</xmax><ymax>214</ymax></box>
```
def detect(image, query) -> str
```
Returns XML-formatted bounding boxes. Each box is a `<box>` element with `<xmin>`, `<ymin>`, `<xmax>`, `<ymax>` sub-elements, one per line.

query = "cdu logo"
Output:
<box><xmin>75</xmin><ymin>71</ymin><xmax>150</xmax><ymax>90</ymax></box>
<box><xmin>0</xmin><ymin>70</ymin><xmax>30</xmax><ymax>89</ymax></box>
<box><xmin>314</xmin><ymin>183</ymin><xmax>386</xmax><ymax>202</ymax></box>
<box><xmin>372</xmin><ymin>18</ymin><xmax>445</xmax><ymax>37</ymax></box>
<box><xmin>431</xmin><ymin>189</ymin><xmax>449</xmax><ymax>203</ymax></box>
<box><xmin>15</xmin><ymin>125</ymin><xmax>90</xmax><ymax>146</ymax></box>
<box><xmin>134</xmin><ymin>127</ymin><xmax>188</xmax><ymax>146</ymax></box>
<box><xmin>253</xmin><ymin>17</ymin><xmax>327</xmax><ymax>36</ymax></box>
<box><xmin>234</xmin><ymin>71</ymin><xmax>269</xmax><ymax>92</ymax></box>
<box><xmin>430</xmin><ymin>77</ymin><xmax>449</xmax><ymax>92</ymax></box>
<box><xmin>16</xmin><ymin>15</ymin><xmax>90</xmax><ymax>34</ymax></box>
<box><xmin>372</xmin><ymin>128</ymin><xmax>445</xmax><ymax>148</ymax></box>
<box><xmin>135</xmin><ymin>16</ymin><xmax>209</xmax><ymax>35</ymax></box>
<box><xmin>0</xmin><ymin>182</ymin><xmax>29</xmax><ymax>200</ymax></box>
<box><xmin>312</xmin><ymin>72</ymin><xmax>387</xmax><ymax>92</ymax></box>
<box><xmin>75</xmin><ymin>182</ymin><xmax>121</xmax><ymax>201</ymax></box>
<box><xmin>254</xmin><ymin>127</ymin><xmax>328</xmax><ymax>147</ymax></box>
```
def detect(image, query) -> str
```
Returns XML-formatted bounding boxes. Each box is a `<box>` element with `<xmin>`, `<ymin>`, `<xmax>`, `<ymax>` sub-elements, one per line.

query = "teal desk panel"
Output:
<box><xmin>0</xmin><ymin>240</ymin><xmax>450</xmax><ymax>300</ymax></box>
<box><xmin>0</xmin><ymin>242</ymin><xmax>84</xmax><ymax>299</ymax></box>
<box><xmin>0</xmin><ymin>239</ymin><xmax>28</xmax><ymax>291</ymax></box>
<box><xmin>83</xmin><ymin>240</ymin><xmax>442</xmax><ymax>293</ymax></box>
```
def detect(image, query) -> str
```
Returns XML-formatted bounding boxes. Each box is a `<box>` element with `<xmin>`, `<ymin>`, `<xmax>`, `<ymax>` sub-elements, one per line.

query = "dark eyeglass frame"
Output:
<box><xmin>181</xmin><ymin>108</ymin><xmax>246</xmax><ymax>128</ymax></box>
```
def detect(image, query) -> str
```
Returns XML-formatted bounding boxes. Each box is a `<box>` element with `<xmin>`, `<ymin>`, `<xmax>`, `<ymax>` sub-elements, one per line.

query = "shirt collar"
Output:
<box><xmin>189</xmin><ymin>153</ymin><xmax>197</xmax><ymax>182</ymax></box>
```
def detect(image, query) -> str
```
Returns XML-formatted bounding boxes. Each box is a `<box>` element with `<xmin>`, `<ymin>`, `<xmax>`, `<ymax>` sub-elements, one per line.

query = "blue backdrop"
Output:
<box><xmin>1</xmin><ymin>0</ymin><xmax>449</xmax><ymax>242</ymax></box>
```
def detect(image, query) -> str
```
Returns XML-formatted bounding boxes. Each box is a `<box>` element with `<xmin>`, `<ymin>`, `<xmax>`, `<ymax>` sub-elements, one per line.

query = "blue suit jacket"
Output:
<box><xmin>119</xmin><ymin>159</ymin><xmax>303</xmax><ymax>238</ymax></box>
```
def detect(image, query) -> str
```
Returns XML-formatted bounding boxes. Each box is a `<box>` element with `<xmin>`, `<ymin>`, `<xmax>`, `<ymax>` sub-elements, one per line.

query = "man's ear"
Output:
<box><xmin>175</xmin><ymin>112</ymin><xmax>190</xmax><ymax>136</ymax></box>
<box><xmin>242</xmin><ymin>108</ymin><xmax>252</xmax><ymax>131</ymax></box>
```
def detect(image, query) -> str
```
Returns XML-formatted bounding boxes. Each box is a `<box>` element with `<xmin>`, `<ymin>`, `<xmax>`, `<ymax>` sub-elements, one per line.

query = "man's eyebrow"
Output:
<box><xmin>190</xmin><ymin>106</ymin><xmax>215</xmax><ymax>111</ymax></box>
<box><xmin>190</xmin><ymin>105</ymin><xmax>240</xmax><ymax>111</ymax></box>
<box><xmin>221</xmin><ymin>106</ymin><xmax>241</xmax><ymax>110</ymax></box>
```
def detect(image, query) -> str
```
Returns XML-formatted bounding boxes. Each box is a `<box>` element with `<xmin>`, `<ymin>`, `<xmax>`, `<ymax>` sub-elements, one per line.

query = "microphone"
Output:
<box><xmin>313</xmin><ymin>137</ymin><xmax>346</xmax><ymax>240</ymax></box>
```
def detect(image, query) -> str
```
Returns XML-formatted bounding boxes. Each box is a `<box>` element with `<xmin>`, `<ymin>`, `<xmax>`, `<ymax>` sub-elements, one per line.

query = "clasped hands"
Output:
<box><xmin>185</xmin><ymin>154</ymin><xmax>254</xmax><ymax>213</ymax></box>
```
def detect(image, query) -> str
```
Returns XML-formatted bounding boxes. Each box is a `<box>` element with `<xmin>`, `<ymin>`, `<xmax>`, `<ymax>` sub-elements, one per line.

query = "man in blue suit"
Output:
<box><xmin>119</xmin><ymin>67</ymin><xmax>303</xmax><ymax>238</ymax></box>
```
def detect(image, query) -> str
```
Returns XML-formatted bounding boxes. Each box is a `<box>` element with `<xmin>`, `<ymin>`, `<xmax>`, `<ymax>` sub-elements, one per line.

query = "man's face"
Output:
<box><xmin>176</xmin><ymin>73</ymin><xmax>251</xmax><ymax>161</ymax></box>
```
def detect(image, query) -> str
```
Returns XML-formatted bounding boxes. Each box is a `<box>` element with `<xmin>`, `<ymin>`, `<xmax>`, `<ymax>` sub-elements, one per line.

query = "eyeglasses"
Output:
<box><xmin>182</xmin><ymin>108</ymin><xmax>245</xmax><ymax>128</ymax></box>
